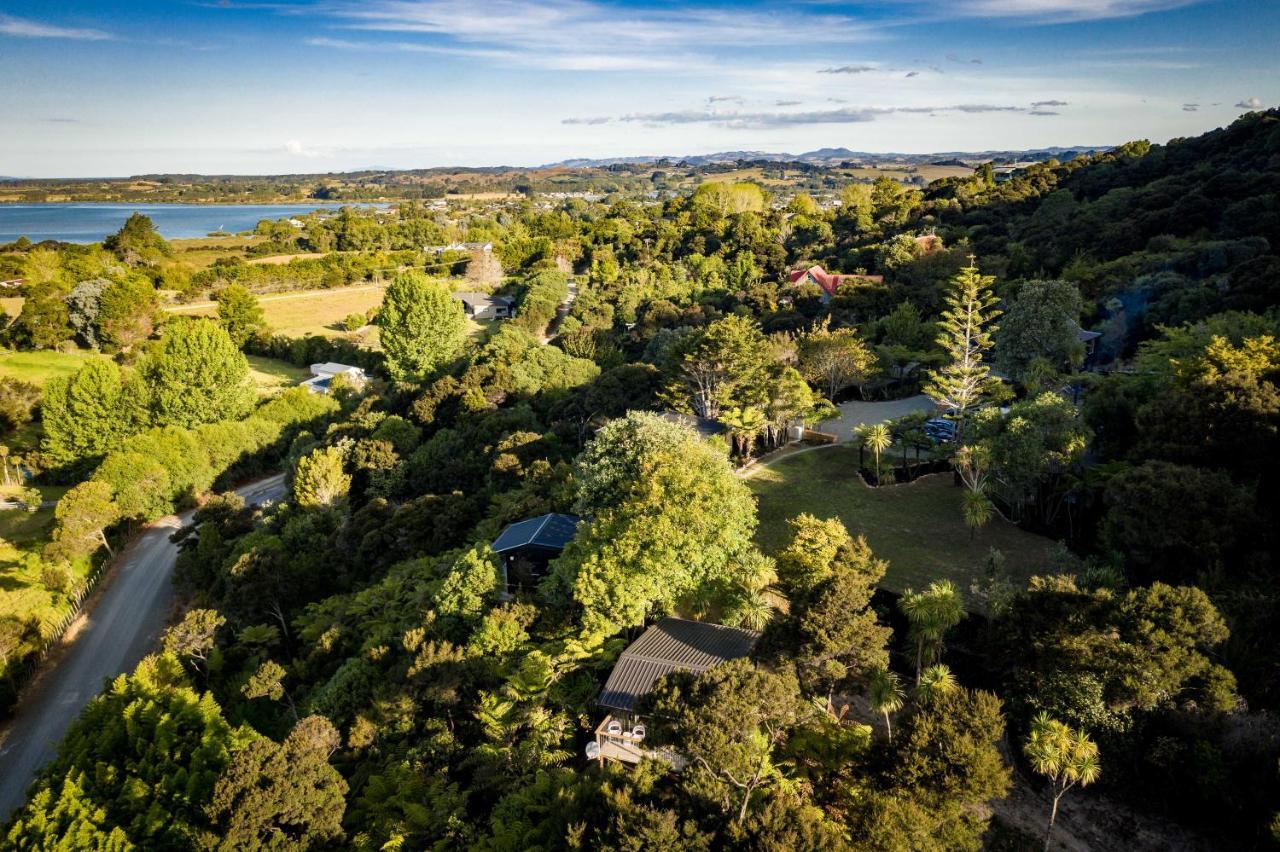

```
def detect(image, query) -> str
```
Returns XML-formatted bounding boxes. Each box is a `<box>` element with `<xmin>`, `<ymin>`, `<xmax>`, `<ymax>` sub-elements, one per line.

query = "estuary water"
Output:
<box><xmin>0</xmin><ymin>202</ymin><xmax>382</xmax><ymax>244</ymax></box>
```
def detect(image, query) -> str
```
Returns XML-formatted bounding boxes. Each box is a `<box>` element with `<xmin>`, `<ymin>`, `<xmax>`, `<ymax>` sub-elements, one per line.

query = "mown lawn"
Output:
<box><xmin>748</xmin><ymin>446</ymin><xmax>1057</xmax><ymax>602</ymax></box>
<box><xmin>0</xmin><ymin>349</ymin><xmax>104</xmax><ymax>387</ymax></box>
<box><xmin>246</xmin><ymin>355</ymin><xmax>311</xmax><ymax>395</ymax></box>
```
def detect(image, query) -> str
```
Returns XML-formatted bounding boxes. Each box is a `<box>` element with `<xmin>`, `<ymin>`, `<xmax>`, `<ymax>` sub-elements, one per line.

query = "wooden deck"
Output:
<box><xmin>592</xmin><ymin>715</ymin><xmax>687</xmax><ymax>770</ymax></box>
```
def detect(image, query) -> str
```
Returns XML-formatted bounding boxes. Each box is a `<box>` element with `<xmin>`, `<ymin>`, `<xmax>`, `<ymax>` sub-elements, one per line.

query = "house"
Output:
<box><xmin>0</xmin><ymin>278</ymin><xmax>24</xmax><ymax>290</ymax></box>
<box><xmin>491</xmin><ymin>512</ymin><xmax>580</xmax><ymax>592</ymax></box>
<box><xmin>454</xmin><ymin>292</ymin><xmax>514</xmax><ymax>320</ymax></box>
<box><xmin>1076</xmin><ymin>327</ymin><xmax>1103</xmax><ymax>370</ymax></box>
<box><xmin>785</xmin><ymin>265</ymin><xmax>884</xmax><ymax>301</ymax></box>
<box><xmin>589</xmin><ymin>618</ymin><xmax>760</xmax><ymax>767</ymax></box>
<box><xmin>300</xmin><ymin>362</ymin><xmax>367</xmax><ymax>395</ymax></box>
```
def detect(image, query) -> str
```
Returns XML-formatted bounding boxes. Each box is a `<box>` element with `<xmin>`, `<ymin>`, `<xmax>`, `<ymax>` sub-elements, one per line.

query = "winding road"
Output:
<box><xmin>0</xmin><ymin>474</ymin><xmax>286</xmax><ymax>821</ymax></box>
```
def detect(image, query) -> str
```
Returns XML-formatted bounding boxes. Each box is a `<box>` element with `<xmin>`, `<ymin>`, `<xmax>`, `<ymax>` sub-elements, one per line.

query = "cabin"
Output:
<box><xmin>589</xmin><ymin>618</ymin><xmax>760</xmax><ymax>768</ymax></box>
<box><xmin>301</xmin><ymin>362</ymin><xmax>367</xmax><ymax>395</ymax></box>
<box><xmin>1077</xmin><ymin>327</ymin><xmax>1103</xmax><ymax>370</ymax></box>
<box><xmin>785</xmin><ymin>265</ymin><xmax>884</xmax><ymax>302</ymax></box>
<box><xmin>490</xmin><ymin>512</ymin><xmax>580</xmax><ymax>592</ymax></box>
<box><xmin>454</xmin><ymin>292</ymin><xmax>514</xmax><ymax>320</ymax></box>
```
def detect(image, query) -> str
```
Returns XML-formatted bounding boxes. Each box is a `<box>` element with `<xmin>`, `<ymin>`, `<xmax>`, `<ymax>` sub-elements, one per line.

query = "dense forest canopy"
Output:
<box><xmin>2</xmin><ymin>111</ymin><xmax>1279</xmax><ymax>850</ymax></box>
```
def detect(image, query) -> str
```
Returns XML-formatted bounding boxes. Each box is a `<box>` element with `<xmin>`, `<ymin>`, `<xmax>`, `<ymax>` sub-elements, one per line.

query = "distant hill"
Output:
<box><xmin>544</xmin><ymin>145</ymin><xmax>1111</xmax><ymax>169</ymax></box>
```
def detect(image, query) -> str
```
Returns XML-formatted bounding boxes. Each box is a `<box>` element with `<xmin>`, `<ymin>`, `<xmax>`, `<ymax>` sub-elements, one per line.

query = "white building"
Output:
<box><xmin>301</xmin><ymin>362</ymin><xmax>367</xmax><ymax>394</ymax></box>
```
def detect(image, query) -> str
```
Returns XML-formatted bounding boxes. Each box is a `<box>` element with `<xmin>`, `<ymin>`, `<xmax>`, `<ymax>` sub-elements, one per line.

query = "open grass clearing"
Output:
<box><xmin>246</xmin><ymin>355</ymin><xmax>312</xmax><ymax>395</ymax></box>
<box><xmin>0</xmin><ymin>349</ymin><xmax>104</xmax><ymax>388</ymax></box>
<box><xmin>748</xmin><ymin>445</ymin><xmax>1056</xmax><ymax>605</ymax></box>
<box><xmin>166</xmin><ymin>285</ymin><xmax>385</xmax><ymax>341</ymax></box>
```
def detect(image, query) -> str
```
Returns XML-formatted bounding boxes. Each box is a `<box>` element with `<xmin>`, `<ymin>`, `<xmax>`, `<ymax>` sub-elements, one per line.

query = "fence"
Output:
<box><xmin>4</xmin><ymin>554</ymin><xmax>113</xmax><ymax>712</ymax></box>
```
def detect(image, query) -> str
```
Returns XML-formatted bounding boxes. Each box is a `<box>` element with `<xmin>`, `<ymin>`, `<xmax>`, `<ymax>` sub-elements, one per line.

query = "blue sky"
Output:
<box><xmin>0</xmin><ymin>0</ymin><xmax>1276</xmax><ymax>176</ymax></box>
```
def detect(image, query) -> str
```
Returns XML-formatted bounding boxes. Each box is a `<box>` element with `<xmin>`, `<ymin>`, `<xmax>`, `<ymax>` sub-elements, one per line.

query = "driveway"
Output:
<box><xmin>818</xmin><ymin>394</ymin><xmax>936</xmax><ymax>442</ymax></box>
<box><xmin>0</xmin><ymin>474</ymin><xmax>287</xmax><ymax>821</ymax></box>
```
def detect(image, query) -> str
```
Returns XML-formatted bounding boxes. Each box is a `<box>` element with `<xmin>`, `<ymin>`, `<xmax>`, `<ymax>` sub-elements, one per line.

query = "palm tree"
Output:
<box><xmin>916</xmin><ymin>663</ymin><xmax>958</xmax><ymax>701</ymax></box>
<box><xmin>898</xmin><ymin>580</ymin><xmax>965</xmax><ymax>682</ymax></box>
<box><xmin>962</xmin><ymin>489</ymin><xmax>994</xmax><ymax>540</ymax></box>
<box><xmin>721</xmin><ymin>406</ymin><xmax>767</xmax><ymax>458</ymax></box>
<box><xmin>857</xmin><ymin>422</ymin><xmax>893</xmax><ymax>481</ymax></box>
<box><xmin>868</xmin><ymin>667</ymin><xmax>905</xmax><ymax>742</ymax></box>
<box><xmin>1024</xmin><ymin>713</ymin><xmax>1101</xmax><ymax>852</ymax></box>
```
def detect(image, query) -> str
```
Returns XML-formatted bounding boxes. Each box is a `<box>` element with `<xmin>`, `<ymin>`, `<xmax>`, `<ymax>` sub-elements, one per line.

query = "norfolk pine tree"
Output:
<box><xmin>923</xmin><ymin>260</ymin><xmax>1002</xmax><ymax>443</ymax></box>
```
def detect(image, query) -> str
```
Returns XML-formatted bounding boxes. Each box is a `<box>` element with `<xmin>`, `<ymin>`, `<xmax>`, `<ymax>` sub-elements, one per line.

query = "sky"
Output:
<box><xmin>0</xmin><ymin>0</ymin><xmax>1277</xmax><ymax>176</ymax></box>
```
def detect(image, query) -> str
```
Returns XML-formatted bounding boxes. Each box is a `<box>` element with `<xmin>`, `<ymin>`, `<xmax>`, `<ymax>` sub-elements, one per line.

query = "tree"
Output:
<box><xmin>856</xmin><ymin>422</ymin><xmax>892</xmax><ymax>480</ymax></box>
<box><xmin>163</xmin><ymin>608</ymin><xmax>225</xmax><ymax>672</ymax></box>
<box><xmin>899</xmin><ymin>580</ymin><xmax>965</xmax><ymax>681</ymax></box>
<box><xmin>962</xmin><ymin>489</ymin><xmax>994</xmax><ymax>539</ymax></box>
<box><xmin>571</xmin><ymin>410</ymin><xmax>695</xmax><ymax>515</ymax></box>
<box><xmin>41</xmin><ymin>358</ymin><xmax>144</xmax><ymax>467</ymax></box>
<box><xmin>65</xmin><ymin>278</ymin><xmax>108</xmax><ymax>348</ymax></box>
<box><xmin>10</xmin><ymin>282</ymin><xmax>71</xmax><ymax>350</ymax></box>
<box><xmin>97</xmin><ymin>276</ymin><xmax>160</xmax><ymax>351</ymax></box>
<box><xmin>49</xmin><ymin>480</ymin><xmax>118</xmax><ymax>560</ymax></box>
<box><xmin>995</xmin><ymin>279</ymin><xmax>1084</xmax><ymax>384</ymax></box>
<box><xmin>216</xmin><ymin>283</ymin><xmax>267</xmax><ymax>347</ymax></box>
<box><xmin>922</xmin><ymin>261</ymin><xmax>1002</xmax><ymax>442</ymax></box>
<box><xmin>103</xmin><ymin>212</ymin><xmax>170</xmax><ymax>264</ymax></box>
<box><xmin>550</xmin><ymin>416</ymin><xmax>764</xmax><ymax>637</ymax></box>
<box><xmin>203</xmin><ymin>715</ymin><xmax>348</xmax><ymax>850</ymax></box>
<box><xmin>1024</xmin><ymin>713</ymin><xmax>1101</xmax><ymax>852</ymax></box>
<box><xmin>869</xmin><ymin>667</ymin><xmax>905</xmax><ymax>742</ymax></box>
<box><xmin>799</xmin><ymin>321</ymin><xmax>878</xmax><ymax>401</ymax></box>
<box><xmin>3</xmin><ymin>653</ymin><xmax>243</xmax><ymax>848</ymax></box>
<box><xmin>675</xmin><ymin>315</ymin><xmax>771</xmax><ymax>419</ymax></box>
<box><xmin>644</xmin><ymin>660</ymin><xmax>811</xmax><ymax>825</ymax></box>
<box><xmin>140</xmin><ymin>318</ymin><xmax>254</xmax><ymax>428</ymax></box>
<box><xmin>762</xmin><ymin>526</ymin><xmax>891</xmax><ymax>708</ymax></box>
<box><xmin>293</xmin><ymin>445</ymin><xmax>351</xmax><ymax>509</ymax></box>
<box><xmin>1101</xmin><ymin>460</ymin><xmax>1255</xmax><ymax>583</ymax></box>
<box><xmin>0</xmin><ymin>377</ymin><xmax>40</xmax><ymax>435</ymax></box>
<box><xmin>379</xmin><ymin>271</ymin><xmax>466</xmax><ymax>382</ymax></box>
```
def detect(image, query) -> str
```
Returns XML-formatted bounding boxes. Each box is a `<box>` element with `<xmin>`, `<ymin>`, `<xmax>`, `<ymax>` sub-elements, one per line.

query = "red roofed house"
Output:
<box><xmin>786</xmin><ymin>265</ymin><xmax>884</xmax><ymax>302</ymax></box>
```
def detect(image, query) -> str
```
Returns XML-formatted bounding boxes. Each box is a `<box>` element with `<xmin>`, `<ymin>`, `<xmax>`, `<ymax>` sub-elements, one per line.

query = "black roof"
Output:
<box><xmin>597</xmin><ymin>618</ymin><xmax>760</xmax><ymax>712</ymax></box>
<box><xmin>491</xmin><ymin>512</ymin><xmax>580</xmax><ymax>554</ymax></box>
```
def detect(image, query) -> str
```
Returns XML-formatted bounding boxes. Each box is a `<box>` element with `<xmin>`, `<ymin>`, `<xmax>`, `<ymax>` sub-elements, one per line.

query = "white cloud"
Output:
<box><xmin>283</xmin><ymin>139</ymin><xmax>325</xmax><ymax>157</ymax></box>
<box><xmin>0</xmin><ymin>13</ymin><xmax>112</xmax><ymax>40</ymax></box>
<box><xmin>318</xmin><ymin>0</ymin><xmax>878</xmax><ymax>72</ymax></box>
<box><xmin>1235</xmin><ymin>96</ymin><xmax>1263</xmax><ymax>109</ymax></box>
<box><xmin>921</xmin><ymin>0</ymin><xmax>1201</xmax><ymax>23</ymax></box>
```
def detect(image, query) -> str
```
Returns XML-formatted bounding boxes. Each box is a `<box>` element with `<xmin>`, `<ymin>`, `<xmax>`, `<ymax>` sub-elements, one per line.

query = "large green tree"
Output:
<box><xmin>549</xmin><ymin>413</ymin><xmax>764</xmax><ymax>637</ymax></box>
<box><xmin>379</xmin><ymin>271</ymin><xmax>467</xmax><ymax>382</ymax></box>
<box><xmin>922</xmin><ymin>262</ymin><xmax>1002</xmax><ymax>441</ymax></box>
<box><xmin>139</xmin><ymin>319</ymin><xmax>254</xmax><ymax>428</ymax></box>
<box><xmin>202</xmin><ymin>715</ymin><xmax>348</xmax><ymax>850</ymax></box>
<box><xmin>41</xmin><ymin>358</ymin><xmax>146</xmax><ymax>467</ymax></box>
<box><xmin>994</xmin><ymin>279</ymin><xmax>1085</xmax><ymax>384</ymax></box>
<box><xmin>216</xmin><ymin>283</ymin><xmax>267</xmax><ymax>347</ymax></box>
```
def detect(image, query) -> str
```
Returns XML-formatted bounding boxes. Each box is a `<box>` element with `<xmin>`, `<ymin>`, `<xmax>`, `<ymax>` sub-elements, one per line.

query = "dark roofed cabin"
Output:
<box><xmin>490</xmin><ymin>512</ymin><xmax>580</xmax><ymax>593</ymax></box>
<box><xmin>590</xmin><ymin>618</ymin><xmax>760</xmax><ymax>768</ymax></box>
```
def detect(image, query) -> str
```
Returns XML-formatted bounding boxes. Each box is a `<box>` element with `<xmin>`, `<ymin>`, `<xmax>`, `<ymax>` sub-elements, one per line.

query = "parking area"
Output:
<box><xmin>818</xmin><ymin>394</ymin><xmax>937</xmax><ymax>442</ymax></box>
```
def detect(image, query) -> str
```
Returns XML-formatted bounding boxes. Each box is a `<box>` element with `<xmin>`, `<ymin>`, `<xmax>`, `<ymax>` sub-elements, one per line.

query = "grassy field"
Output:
<box><xmin>0</xmin><ymin>349</ymin><xmax>103</xmax><ymax>387</ymax></box>
<box><xmin>748</xmin><ymin>446</ymin><xmax>1056</xmax><ymax>603</ymax></box>
<box><xmin>246</xmin><ymin>355</ymin><xmax>312</xmax><ymax>395</ymax></box>
<box><xmin>166</xmin><ymin>285</ymin><xmax>385</xmax><ymax>342</ymax></box>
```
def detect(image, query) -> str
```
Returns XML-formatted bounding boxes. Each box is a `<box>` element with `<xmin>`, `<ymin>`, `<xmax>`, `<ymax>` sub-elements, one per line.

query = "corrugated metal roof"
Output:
<box><xmin>491</xmin><ymin>513</ymin><xmax>580</xmax><ymax>554</ymax></box>
<box><xmin>597</xmin><ymin>618</ymin><xmax>759</xmax><ymax>712</ymax></box>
